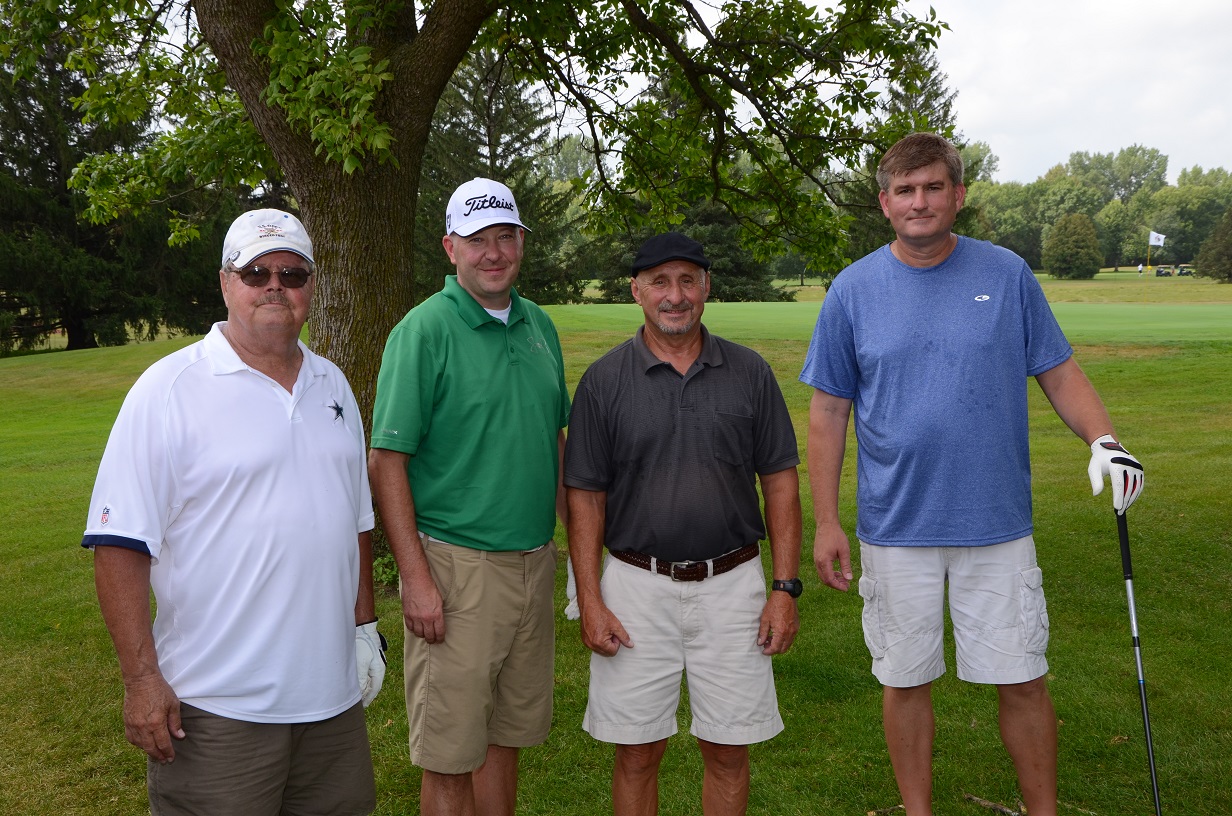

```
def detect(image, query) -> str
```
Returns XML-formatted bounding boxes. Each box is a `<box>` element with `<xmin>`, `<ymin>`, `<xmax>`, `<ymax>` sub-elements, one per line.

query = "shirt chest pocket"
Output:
<box><xmin>712</xmin><ymin>411</ymin><xmax>754</xmax><ymax>466</ymax></box>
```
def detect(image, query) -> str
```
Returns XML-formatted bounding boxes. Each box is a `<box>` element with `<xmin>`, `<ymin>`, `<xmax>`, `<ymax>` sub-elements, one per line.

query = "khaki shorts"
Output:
<box><xmin>404</xmin><ymin>536</ymin><xmax>557</xmax><ymax>774</ymax></box>
<box><xmin>147</xmin><ymin>702</ymin><xmax>374</xmax><ymax>816</ymax></box>
<box><xmin>583</xmin><ymin>554</ymin><xmax>783</xmax><ymax>746</ymax></box>
<box><xmin>858</xmin><ymin>536</ymin><xmax>1050</xmax><ymax>688</ymax></box>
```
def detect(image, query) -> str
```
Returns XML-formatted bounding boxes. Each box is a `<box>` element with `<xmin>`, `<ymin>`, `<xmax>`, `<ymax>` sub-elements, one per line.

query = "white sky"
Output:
<box><xmin>905</xmin><ymin>0</ymin><xmax>1232</xmax><ymax>183</ymax></box>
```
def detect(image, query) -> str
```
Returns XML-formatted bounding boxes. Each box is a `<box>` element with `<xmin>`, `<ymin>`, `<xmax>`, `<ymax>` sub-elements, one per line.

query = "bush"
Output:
<box><xmin>1041</xmin><ymin>213</ymin><xmax>1103</xmax><ymax>279</ymax></box>
<box><xmin>1195</xmin><ymin>206</ymin><xmax>1232</xmax><ymax>283</ymax></box>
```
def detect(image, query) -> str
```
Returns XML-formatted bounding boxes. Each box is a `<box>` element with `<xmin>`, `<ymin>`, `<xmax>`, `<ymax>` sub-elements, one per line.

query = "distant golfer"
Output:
<box><xmin>83</xmin><ymin>209</ymin><xmax>384</xmax><ymax>815</ymax></box>
<box><xmin>801</xmin><ymin>133</ymin><xmax>1144</xmax><ymax>816</ymax></box>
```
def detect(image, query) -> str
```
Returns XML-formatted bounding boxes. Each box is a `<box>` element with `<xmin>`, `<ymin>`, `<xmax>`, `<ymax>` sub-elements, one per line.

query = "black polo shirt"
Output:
<box><xmin>564</xmin><ymin>325</ymin><xmax>799</xmax><ymax>562</ymax></box>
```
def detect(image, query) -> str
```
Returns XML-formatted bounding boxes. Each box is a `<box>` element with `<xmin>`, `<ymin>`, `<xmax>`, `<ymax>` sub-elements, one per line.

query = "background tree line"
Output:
<box><xmin>966</xmin><ymin>147</ymin><xmax>1232</xmax><ymax>279</ymax></box>
<box><xmin>3</xmin><ymin>2</ymin><xmax>1231</xmax><ymax>358</ymax></box>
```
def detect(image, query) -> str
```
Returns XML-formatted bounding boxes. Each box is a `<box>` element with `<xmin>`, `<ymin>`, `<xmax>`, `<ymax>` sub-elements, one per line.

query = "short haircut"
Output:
<box><xmin>875</xmin><ymin>133</ymin><xmax>965</xmax><ymax>191</ymax></box>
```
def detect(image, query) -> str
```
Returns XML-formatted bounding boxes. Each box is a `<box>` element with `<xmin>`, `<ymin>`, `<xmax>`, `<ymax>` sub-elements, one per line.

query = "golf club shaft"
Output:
<box><xmin>1117</xmin><ymin>511</ymin><xmax>1162</xmax><ymax>816</ymax></box>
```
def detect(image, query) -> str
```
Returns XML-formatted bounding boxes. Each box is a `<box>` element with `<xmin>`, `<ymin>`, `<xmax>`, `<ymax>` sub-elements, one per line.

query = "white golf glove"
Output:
<box><xmin>1087</xmin><ymin>434</ymin><xmax>1144</xmax><ymax>514</ymax></box>
<box><xmin>355</xmin><ymin>620</ymin><xmax>388</xmax><ymax>707</ymax></box>
<box><xmin>565</xmin><ymin>559</ymin><xmax>580</xmax><ymax>620</ymax></box>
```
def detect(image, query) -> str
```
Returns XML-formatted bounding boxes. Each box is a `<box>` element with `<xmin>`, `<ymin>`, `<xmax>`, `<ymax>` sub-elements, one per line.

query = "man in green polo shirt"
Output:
<box><xmin>369</xmin><ymin>178</ymin><xmax>570</xmax><ymax>816</ymax></box>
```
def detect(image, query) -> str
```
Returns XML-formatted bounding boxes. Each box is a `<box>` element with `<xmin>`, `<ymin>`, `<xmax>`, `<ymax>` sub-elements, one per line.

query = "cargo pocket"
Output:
<box><xmin>1018</xmin><ymin>566</ymin><xmax>1050</xmax><ymax>655</ymax></box>
<box><xmin>859</xmin><ymin>575</ymin><xmax>887</xmax><ymax>659</ymax></box>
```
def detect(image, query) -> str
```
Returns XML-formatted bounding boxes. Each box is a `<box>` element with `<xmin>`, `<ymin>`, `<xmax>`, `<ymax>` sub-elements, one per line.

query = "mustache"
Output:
<box><xmin>658</xmin><ymin>300</ymin><xmax>690</xmax><ymax>311</ymax></box>
<box><xmin>257</xmin><ymin>293</ymin><xmax>293</xmax><ymax>307</ymax></box>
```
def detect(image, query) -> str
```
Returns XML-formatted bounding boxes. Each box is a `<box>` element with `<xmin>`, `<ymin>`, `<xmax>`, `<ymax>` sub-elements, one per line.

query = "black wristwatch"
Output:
<box><xmin>772</xmin><ymin>578</ymin><xmax>803</xmax><ymax>598</ymax></box>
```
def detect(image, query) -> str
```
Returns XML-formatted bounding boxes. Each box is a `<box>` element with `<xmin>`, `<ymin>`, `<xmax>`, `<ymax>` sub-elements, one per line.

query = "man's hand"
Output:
<box><xmin>355</xmin><ymin>621</ymin><xmax>388</xmax><ymax>706</ymax></box>
<box><xmin>814</xmin><ymin>521</ymin><xmax>853</xmax><ymax>591</ymax></box>
<box><xmin>1087</xmin><ymin>434</ymin><xmax>1145</xmax><ymax>514</ymax></box>
<box><xmin>578</xmin><ymin>602</ymin><xmax>633</xmax><ymax>657</ymax></box>
<box><xmin>401</xmin><ymin>566</ymin><xmax>446</xmax><ymax>644</ymax></box>
<box><xmin>122</xmin><ymin>672</ymin><xmax>184</xmax><ymax>764</ymax></box>
<box><xmin>757</xmin><ymin>591</ymin><xmax>800</xmax><ymax>655</ymax></box>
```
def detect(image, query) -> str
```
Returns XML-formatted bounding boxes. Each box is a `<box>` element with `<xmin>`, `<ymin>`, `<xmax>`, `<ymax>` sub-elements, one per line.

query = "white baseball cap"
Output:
<box><xmin>221</xmin><ymin>209</ymin><xmax>315</xmax><ymax>268</ymax></box>
<box><xmin>445</xmin><ymin>177</ymin><xmax>530</xmax><ymax>237</ymax></box>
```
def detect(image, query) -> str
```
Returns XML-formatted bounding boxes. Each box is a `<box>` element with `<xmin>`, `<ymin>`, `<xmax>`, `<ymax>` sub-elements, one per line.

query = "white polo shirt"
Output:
<box><xmin>83</xmin><ymin>323</ymin><xmax>375</xmax><ymax>723</ymax></box>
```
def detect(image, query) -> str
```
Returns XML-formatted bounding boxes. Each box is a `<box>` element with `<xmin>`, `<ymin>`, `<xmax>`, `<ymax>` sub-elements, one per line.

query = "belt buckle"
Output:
<box><xmin>668</xmin><ymin>560</ymin><xmax>698</xmax><ymax>581</ymax></box>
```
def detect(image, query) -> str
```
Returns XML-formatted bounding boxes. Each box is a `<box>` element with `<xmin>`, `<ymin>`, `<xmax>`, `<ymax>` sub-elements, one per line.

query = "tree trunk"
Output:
<box><xmin>195</xmin><ymin>0</ymin><xmax>493</xmax><ymax>424</ymax></box>
<box><xmin>63</xmin><ymin>315</ymin><xmax>98</xmax><ymax>351</ymax></box>
<box><xmin>297</xmin><ymin>165</ymin><xmax>420</xmax><ymax>419</ymax></box>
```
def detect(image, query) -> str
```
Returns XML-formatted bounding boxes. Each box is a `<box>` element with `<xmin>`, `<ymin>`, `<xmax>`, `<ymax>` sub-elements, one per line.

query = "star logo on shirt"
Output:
<box><xmin>329</xmin><ymin>400</ymin><xmax>344</xmax><ymax>422</ymax></box>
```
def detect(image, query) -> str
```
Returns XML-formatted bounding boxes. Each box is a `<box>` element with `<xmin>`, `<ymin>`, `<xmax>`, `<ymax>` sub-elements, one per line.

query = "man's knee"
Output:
<box><xmin>697</xmin><ymin>740</ymin><xmax>749</xmax><ymax>775</ymax></box>
<box><xmin>423</xmin><ymin>768</ymin><xmax>473</xmax><ymax>793</ymax></box>
<box><xmin>615</xmin><ymin>741</ymin><xmax>668</xmax><ymax>776</ymax></box>
<box><xmin>997</xmin><ymin>675</ymin><xmax>1051</xmax><ymax>706</ymax></box>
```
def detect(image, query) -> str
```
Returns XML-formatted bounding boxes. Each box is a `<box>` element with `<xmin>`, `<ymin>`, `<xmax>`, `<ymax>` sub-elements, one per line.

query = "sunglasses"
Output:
<box><xmin>234</xmin><ymin>264</ymin><xmax>313</xmax><ymax>288</ymax></box>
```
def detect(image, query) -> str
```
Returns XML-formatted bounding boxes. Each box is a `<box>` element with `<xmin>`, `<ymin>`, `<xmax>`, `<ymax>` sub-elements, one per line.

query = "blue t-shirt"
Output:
<box><xmin>799</xmin><ymin>237</ymin><xmax>1073</xmax><ymax>547</ymax></box>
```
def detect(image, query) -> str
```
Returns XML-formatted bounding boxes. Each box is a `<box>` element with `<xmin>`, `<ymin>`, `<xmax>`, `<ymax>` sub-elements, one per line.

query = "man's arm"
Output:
<box><xmin>757</xmin><ymin>466</ymin><xmax>802</xmax><ymax>655</ymax></box>
<box><xmin>93</xmin><ymin>546</ymin><xmax>184</xmax><ymax>763</ymax></box>
<box><xmin>355</xmin><ymin>530</ymin><xmax>376</xmax><ymax>624</ymax></box>
<box><xmin>1034</xmin><ymin>357</ymin><xmax>1114</xmax><ymax>444</ymax></box>
<box><xmin>1036</xmin><ymin>357</ymin><xmax>1144</xmax><ymax>511</ymax></box>
<box><xmin>808</xmin><ymin>389</ymin><xmax>855</xmax><ymax>591</ymax></box>
<box><xmin>367</xmin><ymin>448</ymin><xmax>445</xmax><ymax>643</ymax></box>
<box><xmin>566</xmin><ymin>486</ymin><xmax>632</xmax><ymax>656</ymax></box>
<box><xmin>556</xmin><ymin>429</ymin><xmax>569</xmax><ymax>527</ymax></box>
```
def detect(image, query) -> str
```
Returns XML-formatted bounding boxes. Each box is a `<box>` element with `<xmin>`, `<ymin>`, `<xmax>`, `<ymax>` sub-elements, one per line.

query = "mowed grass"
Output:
<box><xmin>1</xmin><ymin>285</ymin><xmax>1230</xmax><ymax>815</ymax></box>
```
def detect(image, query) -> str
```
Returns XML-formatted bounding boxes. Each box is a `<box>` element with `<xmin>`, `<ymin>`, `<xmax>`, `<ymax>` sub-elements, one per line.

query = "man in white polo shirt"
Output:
<box><xmin>82</xmin><ymin>209</ymin><xmax>387</xmax><ymax>816</ymax></box>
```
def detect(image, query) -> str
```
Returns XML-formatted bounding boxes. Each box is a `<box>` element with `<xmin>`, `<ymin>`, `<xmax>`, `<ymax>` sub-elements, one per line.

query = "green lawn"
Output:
<box><xmin>1</xmin><ymin>283</ymin><xmax>1229</xmax><ymax>815</ymax></box>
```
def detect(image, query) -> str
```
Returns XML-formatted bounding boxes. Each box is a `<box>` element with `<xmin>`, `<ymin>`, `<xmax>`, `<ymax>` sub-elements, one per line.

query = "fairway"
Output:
<box><xmin>549</xmin><ymin>299</ymin><xmax>1232</xmax><ymax>347</ymax></box>
<box><xmin>1</xmin><ymin>283</ymin><xmax>1230</xmax><ymax>816</ymax></box>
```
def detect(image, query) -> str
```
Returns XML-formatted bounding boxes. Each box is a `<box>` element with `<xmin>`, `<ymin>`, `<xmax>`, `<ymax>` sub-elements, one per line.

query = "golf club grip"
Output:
<box><xmin>1117</xmin><ymin>510</ymin><xmax>1133</xmax><ymax>580</ymax></box>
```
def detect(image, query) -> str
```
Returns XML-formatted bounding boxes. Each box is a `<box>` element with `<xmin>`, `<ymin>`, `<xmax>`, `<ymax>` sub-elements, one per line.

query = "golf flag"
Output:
<box><xmin>1149</xmin><ymin>231</ymin><xmax>1166</xmax><ymax>247</ymax></box>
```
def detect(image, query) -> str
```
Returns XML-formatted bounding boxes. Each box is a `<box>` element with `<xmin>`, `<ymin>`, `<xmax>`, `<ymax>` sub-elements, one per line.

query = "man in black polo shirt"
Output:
<box><xmin>565</xmin><ymin>232</ymin><xmax>803</xmax><ymax>816</ymax></box>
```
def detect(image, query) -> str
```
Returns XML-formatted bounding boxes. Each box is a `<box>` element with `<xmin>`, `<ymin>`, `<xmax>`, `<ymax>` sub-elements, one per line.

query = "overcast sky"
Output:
<box><xmin>905</xmin><ymin>0</ymin><xmax>1232</xmax><ymax>184</ymax></box>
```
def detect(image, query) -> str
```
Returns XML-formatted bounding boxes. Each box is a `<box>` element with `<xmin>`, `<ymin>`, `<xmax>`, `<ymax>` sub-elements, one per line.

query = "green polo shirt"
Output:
<box><xmin>371</xmin><ymin>276</ymin><xmax>570</xmax><ymax>551</ymax></box>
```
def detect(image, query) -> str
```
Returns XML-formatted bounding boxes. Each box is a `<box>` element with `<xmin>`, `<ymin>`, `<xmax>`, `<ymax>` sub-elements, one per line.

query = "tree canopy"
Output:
<box><xmin>1041</xmin><ymin>212</ymin><xmax>1102</xmax><ymax>280</ymax></box>
<box><xmin>0</xmin><ymin>0</ymin><xmax>941</xmax><ymax>409</ymax></box>
<box><xmin>0</xmin><ymin>31</ymin><xmax>232</xmax><ymax>353</ymax></box>
<box><xmin>1194</xmin><ymin>206</ymin><xmax>1232</xmax><ymax>283</ymax></box>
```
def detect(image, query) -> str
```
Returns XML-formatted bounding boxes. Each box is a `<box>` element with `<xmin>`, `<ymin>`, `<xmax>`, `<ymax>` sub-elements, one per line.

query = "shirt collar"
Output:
<box><xmin>632</xmin><ymin>324</ymin><xmax>723</xmax><ymax>372</ymax></box>
<box><xmin>205</xmin><ymin>321</ymin><xmax>322</xmax><ymax>380</ymax></box>
<box><xmin>442</xmin><ymin>275</ymin><xmax>525</xmax><ymax>329</ymax></box>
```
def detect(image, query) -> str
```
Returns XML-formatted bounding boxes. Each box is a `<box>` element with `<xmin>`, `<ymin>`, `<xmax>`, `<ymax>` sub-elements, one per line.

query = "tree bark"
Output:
<box><xmin>194</xmin><ymin>0</ymin><xmax>495</xmax><ymax>420</ymax></box>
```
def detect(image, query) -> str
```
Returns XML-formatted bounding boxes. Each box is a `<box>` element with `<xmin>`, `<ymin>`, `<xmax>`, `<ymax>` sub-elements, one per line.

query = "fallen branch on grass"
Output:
<box><xmin>962</xmin><ymin>793</ymin><xmax>1024</xmax><ymax>815</ymax></box>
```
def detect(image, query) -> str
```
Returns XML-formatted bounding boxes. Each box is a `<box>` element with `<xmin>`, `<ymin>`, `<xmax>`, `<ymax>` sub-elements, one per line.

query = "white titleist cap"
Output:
<box><xmin>221</xmin><ymin>209</ymin><xmax>315</xmax><ymax>268</ymax></box>
<box><xmin>445</xmin><ymin>177</ymin><xmax>530</xmax><ymax>237</ymax></box>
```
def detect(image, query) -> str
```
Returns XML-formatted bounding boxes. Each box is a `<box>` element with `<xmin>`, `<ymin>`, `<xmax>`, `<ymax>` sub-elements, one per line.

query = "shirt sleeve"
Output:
<box><xmin>545</xmin><ymin>316</ymin><xmax>572</xmax><ymax>431</ymax></box>
<box><xmin>562</xmin><ymin>374</ymin><xmax>611</xmax><ymax>491</ymax></box>
<box><xmin>1020</xmin><ymin>263</ymin><xmax>1074</xmax><ymax>376</ymax></box>
<box><xmin>753</xmin><ymin>360</ymin><xmax>801</xmax><ymax>475</ymax></box>
<box><xmin>81</xmin><ymin>372</ymin><xmax>176</xmax><ymax>562</ymax></box>
<box><xmin>370</xmin><ymin>324</ymin><xmax>438</xmax><ymax>455</ymax></box>
<box><xmin>799</xmin><ymin>284</ymin><xmax>859</xmax><ymax>399</ymax></box>
<box><xmin>341</xmin><ymin>377</ymin><xmax>376</xmax><ymax>533</ymax></box>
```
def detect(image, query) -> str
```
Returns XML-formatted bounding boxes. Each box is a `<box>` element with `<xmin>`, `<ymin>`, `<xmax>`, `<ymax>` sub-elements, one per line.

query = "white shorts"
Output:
<box><xmin>583</xmin><ymin>554</ymin><xmax>783</xmax><ymax>746</ymax></box>
<box><xmin>858</xmin><ymin>537</ymin><xmax>1050</xmax><ymax>688</ymax></box>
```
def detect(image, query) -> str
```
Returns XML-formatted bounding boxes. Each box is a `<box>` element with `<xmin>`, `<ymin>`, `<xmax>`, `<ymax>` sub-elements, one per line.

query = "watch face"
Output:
<box><xmin>774</xmin><ymin>579</ymin><xmax>803</xmax><ymax>598</ymax></box>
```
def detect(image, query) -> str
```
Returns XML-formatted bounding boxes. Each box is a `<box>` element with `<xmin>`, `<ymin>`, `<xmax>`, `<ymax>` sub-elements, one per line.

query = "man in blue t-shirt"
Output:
<box><xmin>800</xmin><ymin>133</ymin><xmax>1145</xmax><ymax>816</ymax></box>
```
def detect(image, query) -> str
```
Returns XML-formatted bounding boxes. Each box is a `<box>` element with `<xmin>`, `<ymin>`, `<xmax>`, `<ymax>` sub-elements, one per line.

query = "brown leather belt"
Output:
<box><xmin>608</xmin><ymin>544</ymin><xmax>760</xmax><ymax>582</ymax></box>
